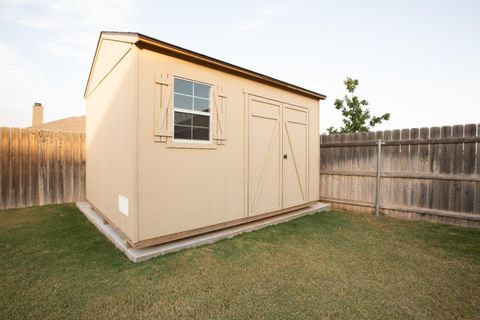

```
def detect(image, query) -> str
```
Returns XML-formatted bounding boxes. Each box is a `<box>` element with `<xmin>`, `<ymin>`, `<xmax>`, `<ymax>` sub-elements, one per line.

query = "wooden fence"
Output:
<box><xmin>0</xmin><ymin>127</ymin><xmax>85</xmax><ymax>209</ymax></box>
<box><xmin>320</xmin><ymin>124</ymin><xmax>480</xmax><ymax>228</ymax></box>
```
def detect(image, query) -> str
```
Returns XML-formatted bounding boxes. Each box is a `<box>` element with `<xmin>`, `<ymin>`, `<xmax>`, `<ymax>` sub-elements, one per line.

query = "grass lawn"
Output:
<box><xmin>1</xmin><ymin>204</ymin><xmax>479</xmax><ymax>319</ymax></box>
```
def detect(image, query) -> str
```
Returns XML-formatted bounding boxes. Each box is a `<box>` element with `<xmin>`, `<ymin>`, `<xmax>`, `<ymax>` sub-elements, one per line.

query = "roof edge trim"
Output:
<box><xmin>85</xmin><ymin>31</ymin><xmax>327</xmax><ymax>100</ymax></box>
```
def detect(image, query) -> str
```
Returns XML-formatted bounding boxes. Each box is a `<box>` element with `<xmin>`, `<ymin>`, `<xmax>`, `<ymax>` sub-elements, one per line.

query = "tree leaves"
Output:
<box><xmin>327</xmin><ymin>77</ymin><xmax>391</xmax><ymax>135</ymax></box>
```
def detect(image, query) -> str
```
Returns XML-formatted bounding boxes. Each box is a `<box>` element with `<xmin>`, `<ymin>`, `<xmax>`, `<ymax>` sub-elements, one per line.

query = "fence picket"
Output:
<box><xmin>429</xmin><ymin>127</ymin><xmax>441</xmax><ymax>209</ymax></box>
<box><xmin>462</xmin><ymin>124</ymin><xmax>476</xmax><ymax>213</ymax></box>
<box><xmin>352</xmin><ymin>133</ymin><xmax>362</xmax><ymax>202</ymax></box>
<box><xmin>344</xmin><ymin>133</ymin><xmax>353</xmax><ymax>202</ymax></box>
<box><xmin>367</xmin><ymin>132</ymin><xmax>377</xmax><ymax>204</ymax></box>
<box><xmin>439</xmin><ymin>126</ymin><xmax>452</xmax><ymax>211</ymax></box>
<box><xmin>381</xmin><ymin>130</ymin><xmax>392</xmax><ymax>207</ymax></box>
<box><xmin>409</xmin><ymin>128</ymin><xmax>420</xmax><ymax>207</ymax></box>
<box><xmin>400</xmin><ymin>129</ymin><xmax>410</xmax><ymax>207</ymax></box>
<box><xmin>475</xmin><ymin>124</ymin><xmax>480</xmax><ymax>214</ymax></box>
<box><xmin>20</xmin><ymin>129</ymin><xmax>30</xmax><ymax>207</ymax></box>
<box><xmin>30</xmin><ymin>130</ymin><xmax>39</xmax><ymax>206</ymax></box>
<box><xmin>451</xmin><ymin>125</ymin><xmax>464</xmax><ymax>212</ymax></box>
<box><xmin>418</xmin><ymin>127</ymin><xmax>430</xmax><ymax>208</ymax></box>
<box><xmin>11</xmin><ymin>128</ymin><xmax>21</xmax><ymax>208</ymax></box>
<box><xmin>1</xmin><ymin>128</ymin><xmax>11</xmax><ymax>209</ymax></box>
<box><xmin>391</xmin><ymin>130</ymin><xmax>401</xmax><ymax>206</ymax></box>
<box><xmin>319</xmin><ymin>134</ymin><xmax>328</xmax><ymax>200</ymax></box>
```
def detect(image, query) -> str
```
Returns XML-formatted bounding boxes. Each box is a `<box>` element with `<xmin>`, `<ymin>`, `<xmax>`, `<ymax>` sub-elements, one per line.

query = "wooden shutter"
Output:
<box><xmin>154</xmin><ymin>73</ymin><xmax>173</xmax><ymax>142</ymax></box>
<box><xmin>212</xmin><ymin>86</ymin><xmax>227</xmax><ymax>144</ymax></box>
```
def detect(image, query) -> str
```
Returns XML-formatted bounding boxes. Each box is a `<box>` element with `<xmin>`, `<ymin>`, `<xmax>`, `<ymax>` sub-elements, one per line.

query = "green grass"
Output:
<box><xmin>1</xmin><ymin>204</ymin><xmax>479</xmax><ymax>319</ymax></box>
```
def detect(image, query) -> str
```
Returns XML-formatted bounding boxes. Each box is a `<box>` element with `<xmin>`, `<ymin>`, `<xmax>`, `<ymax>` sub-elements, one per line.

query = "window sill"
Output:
<box><xmin>166</xmin><ymin>141</ymin><xmax>218</xmax><ymax>149</ymax></box>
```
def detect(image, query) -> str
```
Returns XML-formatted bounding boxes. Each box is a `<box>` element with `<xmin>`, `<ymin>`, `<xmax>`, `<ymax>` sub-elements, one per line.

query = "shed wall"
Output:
<box><xmin>136</xmin><ymin>48</ymin><xmax>320</xmax><ymax>242</ymax></box>
<box><xmin>86</xmin><ymin>39</ymin><xmax>138</xmax><ymax>242</ymax></box>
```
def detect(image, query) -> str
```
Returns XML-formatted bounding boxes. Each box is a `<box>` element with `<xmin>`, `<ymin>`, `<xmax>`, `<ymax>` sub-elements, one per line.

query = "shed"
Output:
<box><xmin>85</xmin><ymin>31</ymin><xmax>326</xmax><ymax>248</ymax></box>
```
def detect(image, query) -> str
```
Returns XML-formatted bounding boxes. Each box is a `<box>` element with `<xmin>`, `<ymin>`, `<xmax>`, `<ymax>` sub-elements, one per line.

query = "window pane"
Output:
<box><xmin>194</xmin><ymin>97</ymin><xmax>209</xmax><ymax>112</ymax></box>
<box><xmin>173</xmin><ymin>78</ymin><xmax>211</xmax><ymax>142</ymax></box>
<box><xmin>174</xmin><ymin>93</ymin><xmax>193</xmax><ymax>110</ymax></box>
<box><xmin>174</xmin><ymin>125</ymin><xmax>192</xmax><ymax>140</ymax></box>
<box><xmin>174</xmin><ymin>78</ymin><xmax>193</xmax><ymax>95</ymax></box>
<box><xmin>194</xmin><ymin>83</ymin><xmax>210</xmax><ymax>99</ymax></box>
<box><xmin>175</xmin><ymin>112</ymin><xmax>193</xmax><ymax>126</ymax></box>
<box><xmin>192</xmin><ymin>114</ymin><xmax>209</xmax><ymax>128</ymax></box>
<box><xmin>192</xmin><ymin>127</ymin><xmax>209</xmax><ymax>140</ymax></box>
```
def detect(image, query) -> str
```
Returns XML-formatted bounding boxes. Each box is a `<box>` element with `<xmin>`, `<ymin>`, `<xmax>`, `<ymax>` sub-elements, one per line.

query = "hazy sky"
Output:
<box><xmin>0</xmin><ymin>0</ymin><xmax>479</xmax><ymax>132</ymax></box>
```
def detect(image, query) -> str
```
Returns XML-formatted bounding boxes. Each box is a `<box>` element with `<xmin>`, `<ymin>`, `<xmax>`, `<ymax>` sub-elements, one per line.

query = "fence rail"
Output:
<box><xmin>0</xmin><ymin>127</ymin><xmax>85</xmax><ymax>209</ymax></box>
<box><xmin>321</xmin><ymin>136</ymin><xmax>480</xmax><ymax>148</ymax></box>
<box><xmin>320</xmin><ymin>124</ymin><xmax>480</xmax><ymax>227</ymax></box>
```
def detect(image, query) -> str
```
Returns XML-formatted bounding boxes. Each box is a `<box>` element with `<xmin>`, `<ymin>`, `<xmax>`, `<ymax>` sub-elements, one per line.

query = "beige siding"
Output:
<box><xmin>86</xmin><ymin>39</ymin><xmax>138</xmax><ymax>242</ymax></box>
<box><xmin>87</xmin><ymin>38</ymin><xmax>134</xmax><ymax>96</ymax></box>
<box><xmin>86</xmin><ymin>33</ymin><xmax>321</xmax><ymax>246</ymax></box>
<box><xmin>136</xmin><ymin>48</ymin><xmax>319</xmax><ymax>242</ymax></box>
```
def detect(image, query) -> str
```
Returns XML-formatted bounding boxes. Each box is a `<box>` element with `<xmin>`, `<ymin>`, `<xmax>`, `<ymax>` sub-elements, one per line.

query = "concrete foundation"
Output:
<box><xmin>76</xmin><ymin>201</ymin><xmax>331</xmax><ymax>262</ymax></box>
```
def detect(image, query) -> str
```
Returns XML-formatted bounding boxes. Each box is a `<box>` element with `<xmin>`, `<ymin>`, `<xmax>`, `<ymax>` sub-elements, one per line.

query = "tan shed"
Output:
<box><xmin>84</xmin><ymin>31</ymin><xmax>326</xmax><ymax>248</ymax></box>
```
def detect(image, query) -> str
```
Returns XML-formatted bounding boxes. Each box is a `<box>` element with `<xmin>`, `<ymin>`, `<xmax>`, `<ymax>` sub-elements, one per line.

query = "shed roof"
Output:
<box><xmin>85</xmin><ymin>31</ymin><xmax>326</xmax><ymax>100</ymax></box>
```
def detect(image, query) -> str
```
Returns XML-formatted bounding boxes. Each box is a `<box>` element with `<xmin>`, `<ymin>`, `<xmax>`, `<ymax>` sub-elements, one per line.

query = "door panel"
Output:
<box><xmin>282</xmin><ymin>105</ymin><xmax>308</xmax><ymax>208</ymax></box>
<box><xmin>248</xmin><ymin>97</ymin><xmax>282</xmax><ymax>216</ymax></box>
<box><xmin>248</xmin><ymin>97</ymin><xmax>309</xmax><ymax>216</ymax></box>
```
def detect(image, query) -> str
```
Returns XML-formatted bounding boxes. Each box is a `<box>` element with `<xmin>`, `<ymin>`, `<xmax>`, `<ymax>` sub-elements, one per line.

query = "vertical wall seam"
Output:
<box><xmin>133</xmin><ymin>44</ymin><xmax>140</xmax><ymax>243</ymax></box>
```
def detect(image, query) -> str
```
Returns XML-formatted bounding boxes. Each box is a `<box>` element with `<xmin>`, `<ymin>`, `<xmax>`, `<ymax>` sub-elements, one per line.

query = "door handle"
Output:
<box><xmin>283</xmin><ymin>153</ymin><xmax>288</xmax><ymax>159</ymax></box>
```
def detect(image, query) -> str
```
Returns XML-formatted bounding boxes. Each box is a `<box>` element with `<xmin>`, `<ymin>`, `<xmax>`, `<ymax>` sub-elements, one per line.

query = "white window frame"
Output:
<box><xmin>172</xmin><ymin>77</ymin><xmax>212</xmax><ymax>144</ymax></box>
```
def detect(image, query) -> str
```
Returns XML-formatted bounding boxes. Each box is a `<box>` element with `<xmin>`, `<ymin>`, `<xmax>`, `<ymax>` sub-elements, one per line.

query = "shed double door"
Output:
<box><xmin>248</xmin><ymin>95</ymin><xmax>309</xmax><ymax>216</ymax></box>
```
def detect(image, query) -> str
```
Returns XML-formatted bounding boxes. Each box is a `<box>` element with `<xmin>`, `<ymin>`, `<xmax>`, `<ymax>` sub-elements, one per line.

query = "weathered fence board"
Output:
<box><xmin>419</xmin><ymin>127</ymin><xmax>430</xmax><ymax>209</ymax></box>
<box><xmin>0</xmin><ymin>128</ymin><xmax>85</xmax><ymax>209</ymax></box>
<box><xmin>320</xmin><ymin>124</ymin><xmax>480</xmax><ymax>227</ymax></box>
<box><xmin>429</xmin><ymin>127</ymin><xmax>441</xmax><ymax>210</ymax></box>
<box><xmin>451</xmin><ymin>125</ymin><xmax>463</xmax><ymax>212</ymax></box>
<box><xmin>477</xmin><ymin>124</ymin><xmax>480</xmax><ymax>214</ymax></box>
<box><xmin>1</xmin><ymin>128</ymin><xmax>10</xmax><ymax>208</ymax></box>
<box><xmin>439</xmin><ymin>126</ymin><xmax>452</xmax><ymax>211</ymax></box>
<box><xmin>463</xmin><ymin>124</ymin><xmax>476</xmax><ymax>213</ymax></box>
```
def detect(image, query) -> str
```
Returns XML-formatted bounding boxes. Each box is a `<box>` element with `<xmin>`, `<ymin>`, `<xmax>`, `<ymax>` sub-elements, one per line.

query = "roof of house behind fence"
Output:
<box><xmin>29</xmin><ymin>116</ymin><xmax>85</xmax><ymax>133</ymax></box>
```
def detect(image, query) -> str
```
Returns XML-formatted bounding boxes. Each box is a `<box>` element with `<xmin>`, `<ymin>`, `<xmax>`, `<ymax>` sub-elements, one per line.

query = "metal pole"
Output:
<box><xmin>375</xmin><ymin>139</ymin><xmax>383</xmax><ymax>216</ymax></box>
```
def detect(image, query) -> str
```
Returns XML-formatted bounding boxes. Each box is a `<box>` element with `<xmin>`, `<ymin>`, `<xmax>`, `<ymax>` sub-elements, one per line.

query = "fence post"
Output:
<box><xmin>375</xmin><ymin>139</ymin><xmax>384</xmax><ymax>216</ymax></box>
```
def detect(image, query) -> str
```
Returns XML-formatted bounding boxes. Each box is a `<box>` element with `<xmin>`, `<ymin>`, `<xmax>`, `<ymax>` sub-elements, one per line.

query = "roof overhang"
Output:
<box><xmin>85</xmin><ymin>31</ymin><xmax>327</xmax><ymax>100</ymax></box>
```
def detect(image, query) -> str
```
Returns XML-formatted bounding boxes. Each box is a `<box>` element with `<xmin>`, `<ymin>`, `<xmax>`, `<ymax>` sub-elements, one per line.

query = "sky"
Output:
<box><xmin>0</xmin><ymin>0</ymin><xmax>479</xmax><ymax>133</ymax></box>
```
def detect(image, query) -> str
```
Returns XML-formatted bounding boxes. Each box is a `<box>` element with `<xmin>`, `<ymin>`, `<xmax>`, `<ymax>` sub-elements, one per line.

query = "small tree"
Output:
<box><xmin>327</xmin><ymin>77</ymin><xmax>390</xmax><ymax>134</ymax></box>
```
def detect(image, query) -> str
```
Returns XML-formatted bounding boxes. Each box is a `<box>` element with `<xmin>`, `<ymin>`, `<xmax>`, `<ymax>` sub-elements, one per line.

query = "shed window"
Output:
<box><xmin>173</xmin><ymin>78</ymin><xmax>211</xmax><ymax>141</ymax></box>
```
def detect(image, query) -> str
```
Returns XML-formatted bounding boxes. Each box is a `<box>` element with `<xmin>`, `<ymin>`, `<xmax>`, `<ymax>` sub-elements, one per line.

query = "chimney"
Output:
<box><xmin>32</xmin><ymin>102</ymin><xmax>44</xmax><ymax>126</ymax></box>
